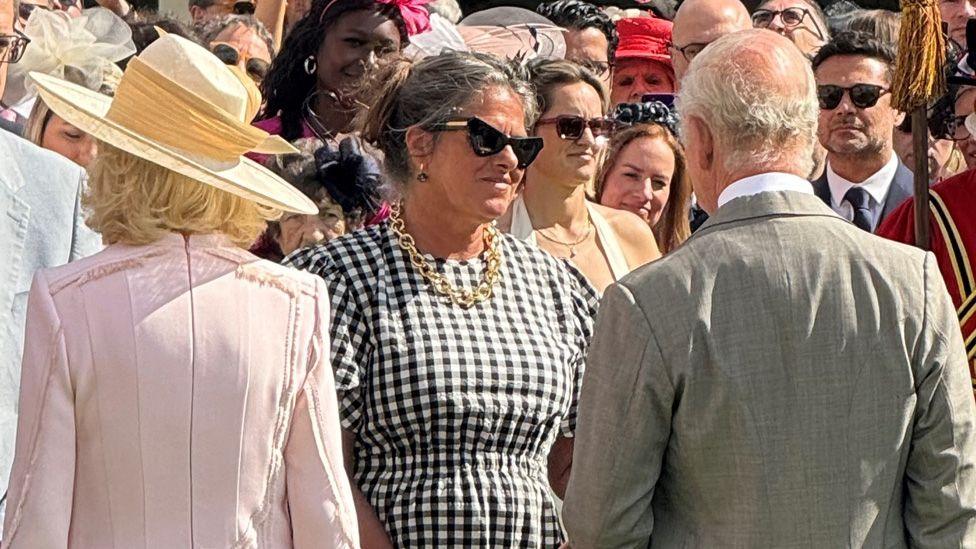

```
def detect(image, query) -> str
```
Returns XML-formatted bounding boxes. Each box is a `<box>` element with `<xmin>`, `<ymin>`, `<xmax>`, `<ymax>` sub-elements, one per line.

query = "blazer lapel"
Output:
<box><xmin>879</xmin><ymin>162</ymin><xmax>914</xmax><ymax>224</ymax></box>
<box><xmin>811</xmin><ymin>172</ymin><xmax>832</xmax><ymax>206</ymax></box>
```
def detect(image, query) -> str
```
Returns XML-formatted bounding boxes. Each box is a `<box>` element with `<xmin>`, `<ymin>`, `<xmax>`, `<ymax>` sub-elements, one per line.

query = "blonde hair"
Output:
<box><xmin>596</xmin><ymin>123</ymin><xmax>691</xmax><ymax>254</ymax></box>
<box><xmin>85</xmin><ymin>144</ymin><xmax>280</xmax><ymax>247</ymax></box>
<box><xmin>24</xmin><ymin>98</ymin><xmax>54</xmax><ymax>147</ymax></box>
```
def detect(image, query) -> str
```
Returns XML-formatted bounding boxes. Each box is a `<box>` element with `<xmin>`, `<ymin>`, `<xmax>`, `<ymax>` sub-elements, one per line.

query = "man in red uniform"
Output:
<box><xmin>878</xmin><ymin>162</ymin><xmax>976</xmax><ymax>399</ymax></box>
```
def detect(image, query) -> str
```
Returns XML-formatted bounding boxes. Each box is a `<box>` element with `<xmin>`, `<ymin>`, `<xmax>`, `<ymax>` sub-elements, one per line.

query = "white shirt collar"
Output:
<box><xmin>825</xmin><ymin>153</ymin><xmax>898</xmax><ymax>208</ymax></box>
<box><xmin>717</xmin><ymin>172</ymin><xmax>814</xmax><ymax>209</ymax></box>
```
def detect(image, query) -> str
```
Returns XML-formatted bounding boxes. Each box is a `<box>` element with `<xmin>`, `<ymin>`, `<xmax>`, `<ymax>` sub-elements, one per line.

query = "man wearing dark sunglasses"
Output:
<box><xmin>811</xmin><ymin>31</ymin><xmax>911</xmax><ymax>233</ymax></box>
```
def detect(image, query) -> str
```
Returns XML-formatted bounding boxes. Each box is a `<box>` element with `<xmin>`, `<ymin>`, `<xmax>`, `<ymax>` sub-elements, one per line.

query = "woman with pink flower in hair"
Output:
<box><xmin>256</xmin><ymin>0</ymin><xmax>430</xmax><ymax>225</ymax></box>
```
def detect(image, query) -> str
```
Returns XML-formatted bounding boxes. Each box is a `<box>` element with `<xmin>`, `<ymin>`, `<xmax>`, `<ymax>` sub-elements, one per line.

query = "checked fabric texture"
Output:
<box><xmin>286</xmin><ymin>224</ymin><xmax>599</xmax><ymax>547</ymax></box>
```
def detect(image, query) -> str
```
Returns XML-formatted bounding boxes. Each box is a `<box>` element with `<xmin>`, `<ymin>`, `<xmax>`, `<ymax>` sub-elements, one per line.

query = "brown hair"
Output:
<box><xmin>526</xmin><ymin>58</ymin><xmax>608</xmax><ymax>116</ymax></box>
<box><xmin>595</xmin><ymin>123</ymin><xmax>690</xmax><ymax>253</ymax></box>
<box><xmin>846</xmin><ymin>9</ymin><xmax>901</xmax><ymax>50</ymax></box>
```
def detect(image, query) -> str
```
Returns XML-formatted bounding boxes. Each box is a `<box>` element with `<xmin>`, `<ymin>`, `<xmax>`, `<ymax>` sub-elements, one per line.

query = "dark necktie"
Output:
<box><xmin>844</xmin><ymin>186</ymin><xmax>873</xmax><ymax>232</ymax></box>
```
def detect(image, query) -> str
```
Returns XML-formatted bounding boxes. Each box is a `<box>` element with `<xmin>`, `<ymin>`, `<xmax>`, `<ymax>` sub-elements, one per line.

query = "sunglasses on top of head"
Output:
<box><xmin>817</xmin><ymin>84</ymin><xmax>889</xmax><ymax>110</ymax></box>
<box><xmin>429</xmin><ymin>117</ymin><xmax>544</xmax><ymax>169</ymax></box>
<box><xmin>535</xmin><ymin>115</ymin><xmax>617</xmax><ymax>141</ymax></box>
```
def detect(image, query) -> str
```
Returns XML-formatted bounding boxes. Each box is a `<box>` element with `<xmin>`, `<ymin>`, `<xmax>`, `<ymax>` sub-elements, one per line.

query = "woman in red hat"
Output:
<box><xmin>611</xmin><ymin>17</ymin><xmax>674</xmax><ymax>107</ymax></box>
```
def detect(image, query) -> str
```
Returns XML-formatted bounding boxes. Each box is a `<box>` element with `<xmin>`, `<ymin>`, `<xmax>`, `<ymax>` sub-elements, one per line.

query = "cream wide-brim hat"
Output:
<box><xmin>30</xmin><ymin>35</ymin><xmax>317</xmax><ymax>215</ymax></box>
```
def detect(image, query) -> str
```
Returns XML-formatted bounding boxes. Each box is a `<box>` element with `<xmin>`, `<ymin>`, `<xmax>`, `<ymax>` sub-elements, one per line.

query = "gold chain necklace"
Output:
<box><xmin>535</xmin><ymin>217</ymin><xmax>593</xmax><ymax>258</ymax></box>
<box><xmin>389</xmin><ymin>205</ymin><xmax>503</xmax><ymax>308</ymax></box>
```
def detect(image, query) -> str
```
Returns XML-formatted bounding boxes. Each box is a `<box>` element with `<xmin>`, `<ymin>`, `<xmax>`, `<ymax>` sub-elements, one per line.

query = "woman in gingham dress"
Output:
<box><xmin>286</xmin><ymin>51</ymin><xmax>598</xmax><ymax>547</ymax></box>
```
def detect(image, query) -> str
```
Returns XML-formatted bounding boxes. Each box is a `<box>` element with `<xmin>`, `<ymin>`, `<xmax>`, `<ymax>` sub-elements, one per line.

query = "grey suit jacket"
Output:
<box><xmin>811</xmin><ymin>160</ymin><xmax>914</xmax><ymax>232</ymax></box>
<box><xmin>564</xmin><ymin>189</ymin><xmax>976</xmax><ymax>548</ymax></box>
<box><xmin>0</xmin><ymin>132</ymin><xmax>100</xmax><ymax>516</ymax></box>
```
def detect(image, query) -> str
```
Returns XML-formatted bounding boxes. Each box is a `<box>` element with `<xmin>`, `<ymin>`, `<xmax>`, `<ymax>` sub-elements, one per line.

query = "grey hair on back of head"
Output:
<box><xmin>677</xmin><ymin>30</ymin><xmax>818</xmax><ymax>175</ymax></box>
<box><xmin>359</xmin><ymin>50</ymin><xmax>538</xmax><ymax>189</ymax></box>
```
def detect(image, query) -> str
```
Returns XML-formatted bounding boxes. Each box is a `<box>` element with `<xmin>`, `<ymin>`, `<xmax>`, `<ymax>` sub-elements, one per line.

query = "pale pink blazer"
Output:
<box><xmin>1</xmin><ymin>233</ymin><xmax>359</xmax><ymax>548</ymax></box>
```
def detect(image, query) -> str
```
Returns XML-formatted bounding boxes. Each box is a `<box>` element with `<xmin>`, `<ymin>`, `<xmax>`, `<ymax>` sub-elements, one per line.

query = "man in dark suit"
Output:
<box><xmin>811</xmin><ymin>30</ymin><xmax>912</xmax><ymax>233</ymax></box>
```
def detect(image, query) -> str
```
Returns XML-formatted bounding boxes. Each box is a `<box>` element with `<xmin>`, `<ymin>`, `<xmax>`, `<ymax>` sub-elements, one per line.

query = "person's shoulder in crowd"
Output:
<box><xmin>620</xmin><ymin>191</ymin><xmax>929</xmax><ymax>304</ymax></box>
<box><xmin>38</xmin><ymin>234</ymin><xmax>324</xmax><ymax>302</ymax></box>
<box><xmin>284</xmin><ymin>224</ymin><xmax>388</xmax><ymax>280</ymax></box>
<box><xmin>499</xmin><ymin>231</ymin><xmax>599</xmax><ymax>300</ymax></box>
<box><xmin>878</xmin><ymin>168</ymin><xmax>976</xmax><ymax>245</ymax></box>
<box><xmin>0</xmin><ymin>130</ymin><xmax>84</xmax><ymax>190</ymax></box>
<box><xmin>590</xmin><ymin>201</ymin><xmax>660</xmax><ymax>264</ymax></box>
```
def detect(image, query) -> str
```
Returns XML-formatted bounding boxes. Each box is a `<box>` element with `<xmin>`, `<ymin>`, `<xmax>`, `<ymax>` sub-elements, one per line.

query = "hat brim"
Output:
<box><xmin>615</xmin><ymin>51</ymin><xmax>672</xmax><ymax>65</ymax></box>
<box><xmin>31</xmin><ymin>72</ymin><xmax>318</xmax><ymax>215</ymax></box>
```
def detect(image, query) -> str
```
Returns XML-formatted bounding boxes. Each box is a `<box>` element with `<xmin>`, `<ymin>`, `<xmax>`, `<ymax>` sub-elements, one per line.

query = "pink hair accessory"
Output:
<box><xmin>320</xmin><ymin>0</ymin><xmax>431</xmax><ymax>36</ymax></box>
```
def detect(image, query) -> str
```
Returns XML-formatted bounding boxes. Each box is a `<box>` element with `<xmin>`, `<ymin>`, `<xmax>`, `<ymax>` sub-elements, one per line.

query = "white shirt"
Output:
<box><xmin>825</xmin><ymin>153</ymin><xmax>898</xmax><ymax>232</ymax></box>
<box><xmin>717</xmin><ymin>172</ymin><xmax>814</xmax><ymax>209</ymax></box>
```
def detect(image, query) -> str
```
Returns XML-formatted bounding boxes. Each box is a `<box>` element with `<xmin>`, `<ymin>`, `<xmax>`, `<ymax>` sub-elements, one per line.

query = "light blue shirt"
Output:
<box><xmin>0</xmin><ymin>131</ymin><xmax>101</xmax><ymax>526</ymax></box>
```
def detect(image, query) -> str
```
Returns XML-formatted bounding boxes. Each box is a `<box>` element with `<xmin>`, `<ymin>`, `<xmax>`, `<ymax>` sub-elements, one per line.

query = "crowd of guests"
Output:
<box><xmin>2</xmin><ymin>0</ymin><xmax>976</xmax><ymax>546</ymax></box>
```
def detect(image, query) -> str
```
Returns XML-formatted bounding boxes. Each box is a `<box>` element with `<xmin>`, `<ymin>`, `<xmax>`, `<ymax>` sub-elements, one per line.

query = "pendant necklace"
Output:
<box><xmin>535</xmin><ymin>217</ymin><xmax>594</xmax><ymax>258</ymax></box>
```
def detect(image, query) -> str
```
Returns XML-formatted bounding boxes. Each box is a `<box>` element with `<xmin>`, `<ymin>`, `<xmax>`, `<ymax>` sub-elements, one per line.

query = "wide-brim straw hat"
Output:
<box><xmin>30</xmin><ymin>34</ymin><xmax>317</xmax><ymax>214</ymax></box>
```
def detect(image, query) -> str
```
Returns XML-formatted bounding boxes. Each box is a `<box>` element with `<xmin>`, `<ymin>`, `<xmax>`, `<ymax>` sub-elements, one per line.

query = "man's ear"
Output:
<box><xmin>188</xmin><ymin>5</ymin><xmax>204</xmax><ymax>22</ymax></box>
<box><xmin>893</xmin><ymin>110</ymin><xmax>907</xmax><ymax>128</ymax></box>
<box><xmin>687</xmin><ymin>115</ymin><xmax>714</xmax><ymax>172</ymax></box>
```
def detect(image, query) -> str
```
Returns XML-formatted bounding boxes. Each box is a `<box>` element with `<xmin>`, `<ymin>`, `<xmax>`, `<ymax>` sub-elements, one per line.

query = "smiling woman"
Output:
<box><xmin>595</xmin><ymin>123</ymin><xmax>692</xmax><ymax>254</ymax></box>
<box><xmin>257</xmin><ymin>0</ymin><xmax>409</xmax><ymax>141</ymax></box>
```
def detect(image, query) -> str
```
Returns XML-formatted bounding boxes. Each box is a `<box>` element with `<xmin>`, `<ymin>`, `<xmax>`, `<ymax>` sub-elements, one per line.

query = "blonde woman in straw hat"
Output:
<box><xmin>2</xmin><ymin>34</ymin><xmax>359</xmax><ymax>548</ymax></box>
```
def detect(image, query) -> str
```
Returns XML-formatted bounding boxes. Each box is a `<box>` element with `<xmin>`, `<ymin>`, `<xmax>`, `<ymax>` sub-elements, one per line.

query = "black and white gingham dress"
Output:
<box><xmin>286</xmin><ymin>223</ymin><xmax>598</xmax><ymax>547</ymax></box>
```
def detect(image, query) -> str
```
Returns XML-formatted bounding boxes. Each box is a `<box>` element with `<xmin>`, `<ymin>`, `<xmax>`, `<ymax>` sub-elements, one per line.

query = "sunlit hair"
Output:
<box><xmin>595</xmin><ymin>123</ymin><xmax>690</xmax><ymax>253</ymax></box>
<box><xmin>678</xmin><ymin>30</ymin><xmax>818</xmax><ymax>175</ymax></box>
<box><xmin>526</xmin><ymin>58</ymin><xmax>608</xmax><ymax>116</ymax></box>
<box><xmin>85</xmin><ymin>144</ymin><xmax>280</xmax><ymax>247</ymax></box>
<box><xmin>846</xmin><ymin>9</ymin><xmax>901</xmax><ymax>50</ymax></box>
<box><xmin>24</xmin><ymin>98</ymin><xmax>55</xmax><ymax>147</ymax></box>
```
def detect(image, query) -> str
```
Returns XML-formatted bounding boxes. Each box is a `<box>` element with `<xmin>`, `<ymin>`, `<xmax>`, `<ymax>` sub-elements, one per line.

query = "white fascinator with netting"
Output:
<box><xmin>3</xmin><ymin>7</ymin><xmax>136</xmax><ymax>107</ymax></box>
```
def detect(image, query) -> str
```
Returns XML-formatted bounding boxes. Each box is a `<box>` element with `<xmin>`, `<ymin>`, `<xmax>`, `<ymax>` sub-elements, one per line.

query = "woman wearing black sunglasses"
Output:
<box><xmin>508</xmin><ymin>58</ymin><xmax>659</xmax><ymax>294</ymax></box>
<box><xmin>285</xmin><ymin>50</ymin><xmax>598</xmax><ymax>548</ymax></box>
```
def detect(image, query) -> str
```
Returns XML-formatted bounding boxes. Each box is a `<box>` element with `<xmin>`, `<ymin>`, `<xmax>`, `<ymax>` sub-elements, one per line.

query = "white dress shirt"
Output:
<box><xmin>717</xmin><ymin>172</ymin><xmax>814</xmax><ymax>209</ymax></box>
<box><xmin>825</xmin><ymin>153</ymin><xmax>898</xmax><ymax>232</ymax></box>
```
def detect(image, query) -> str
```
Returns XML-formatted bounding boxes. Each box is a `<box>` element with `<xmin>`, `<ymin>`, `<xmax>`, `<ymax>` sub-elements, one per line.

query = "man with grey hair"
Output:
<box><xmin>563</xmin><ymin>28</ymin><xmax>976</xmax><ymax>548</ymax></box>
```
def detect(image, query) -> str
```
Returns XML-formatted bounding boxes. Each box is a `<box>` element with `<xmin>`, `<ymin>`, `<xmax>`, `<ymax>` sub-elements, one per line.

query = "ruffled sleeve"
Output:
<box><xmin>286</xmin><ymin>247</ymin><xmax>372</xmax><ymax>433</ymax></box>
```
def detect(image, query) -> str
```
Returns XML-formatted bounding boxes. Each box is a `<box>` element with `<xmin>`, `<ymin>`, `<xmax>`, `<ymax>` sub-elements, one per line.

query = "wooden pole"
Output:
<box><xmin>911</xmin><ymin>107</ymin><xmax>931</xmax><ymax>250</ymax></box>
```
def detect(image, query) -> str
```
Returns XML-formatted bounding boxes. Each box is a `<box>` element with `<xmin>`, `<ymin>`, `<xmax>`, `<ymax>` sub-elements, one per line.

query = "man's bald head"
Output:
<box><xmin>678</xmin><ymin>29</ymin><xmax>819</xmax><ymax>212</ymax></box>
<box><xmin>671</xmin><ymin>0</ymin><xmax>751</xmax><ymax>86</ymax></box>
